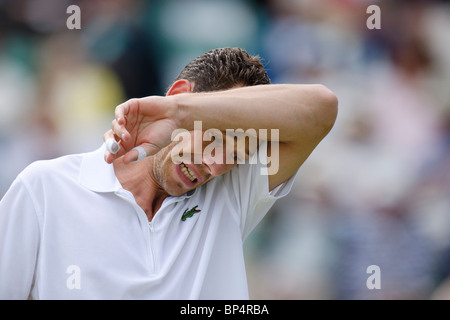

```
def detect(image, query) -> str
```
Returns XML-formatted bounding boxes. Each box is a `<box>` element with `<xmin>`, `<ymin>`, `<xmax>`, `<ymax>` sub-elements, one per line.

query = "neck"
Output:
<box><xmin>113</xmin><ymin>157</ymin><xmax>168</xmax><ymax>221</ymax></box>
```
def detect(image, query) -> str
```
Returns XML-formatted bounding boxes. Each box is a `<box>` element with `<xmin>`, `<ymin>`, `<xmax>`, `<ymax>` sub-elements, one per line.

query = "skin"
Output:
<box><xmin>104</xmin><ymin>80</ymin><xmax>338</xmax><ymax>221</ymax></box>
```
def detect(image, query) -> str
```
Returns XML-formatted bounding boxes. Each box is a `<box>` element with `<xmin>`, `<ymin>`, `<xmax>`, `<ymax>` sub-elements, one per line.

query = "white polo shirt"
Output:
<box><xmin>0</xmin><ymin>142</ymin><xmax>296</xmax><ymax>300</ymax></box>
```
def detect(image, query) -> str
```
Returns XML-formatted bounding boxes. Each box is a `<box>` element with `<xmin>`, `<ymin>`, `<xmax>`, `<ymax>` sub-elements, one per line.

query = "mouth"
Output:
<box><xmin>180</xmin><ymin>162</ymin><xmax>197</xmax><ymax>182</ymax></box>
<box><xmin>177</xmin><ymin>162</ymin><xmax>199</xmax><ymax>187</ymax></box>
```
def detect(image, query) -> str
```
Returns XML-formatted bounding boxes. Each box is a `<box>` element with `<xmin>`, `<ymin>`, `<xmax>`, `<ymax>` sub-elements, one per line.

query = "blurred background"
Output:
<box><xmin>1</xmin><ymin>0</ymin><xmax>450</xmax><ymax>299</ymax></box>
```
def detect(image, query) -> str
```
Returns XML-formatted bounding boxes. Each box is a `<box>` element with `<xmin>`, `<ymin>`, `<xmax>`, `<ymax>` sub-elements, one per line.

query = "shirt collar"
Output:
<box><xmin>78</xmin><ymin>144</ymin><xmax>196</xmax><ymax>200</ymax></box>
<box><xmin>78</xmin><ymin>144</ymin><xmax>122</xmax><ymax>193</ymax></box>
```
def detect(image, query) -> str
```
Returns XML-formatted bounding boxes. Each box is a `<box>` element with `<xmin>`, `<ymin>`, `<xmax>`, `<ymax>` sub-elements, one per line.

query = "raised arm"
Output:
<box><xmin>105</xmin><ymin>83</ymin><xmax>338</xmax><ymax>190</ymax></box>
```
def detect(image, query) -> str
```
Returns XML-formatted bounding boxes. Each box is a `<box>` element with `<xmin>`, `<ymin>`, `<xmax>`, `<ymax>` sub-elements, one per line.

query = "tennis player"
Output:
<box><xmin>0</xmin><ymin>47</ymin><xmax>337</xmax><ymax>299</ymax></box>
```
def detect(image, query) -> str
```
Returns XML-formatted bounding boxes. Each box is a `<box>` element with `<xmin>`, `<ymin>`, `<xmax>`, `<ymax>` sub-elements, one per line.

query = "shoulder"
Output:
<box><xmin>17</xmin><ymin>151</ymin><xmax>87</xmax><ymax>188</ymax></box>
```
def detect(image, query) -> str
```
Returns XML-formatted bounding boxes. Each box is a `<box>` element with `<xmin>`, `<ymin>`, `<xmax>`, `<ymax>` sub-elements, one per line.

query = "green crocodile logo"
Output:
<box><xmin>181</xmin><ymin>205</ymin><xmax>201</xmax><ymax>221</ymax></box>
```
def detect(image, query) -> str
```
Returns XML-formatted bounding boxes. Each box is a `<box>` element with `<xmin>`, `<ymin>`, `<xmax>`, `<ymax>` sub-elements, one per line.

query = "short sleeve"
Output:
<box><xmin>0</xmin><ymin>175</ymin><xmax>40</xmax><ymax>299</ymax></box>
<box><xmin>230</xmin><ymin>141</ymin><xmax>298</xmax><ymax>240</ymax></box>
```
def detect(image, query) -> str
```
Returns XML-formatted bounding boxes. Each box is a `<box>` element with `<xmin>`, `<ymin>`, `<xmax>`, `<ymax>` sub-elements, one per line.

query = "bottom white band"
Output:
<box><xmin>133</xmin><ymin>146</ymin><xmax>147</xmax><ymax>162</ymax></box>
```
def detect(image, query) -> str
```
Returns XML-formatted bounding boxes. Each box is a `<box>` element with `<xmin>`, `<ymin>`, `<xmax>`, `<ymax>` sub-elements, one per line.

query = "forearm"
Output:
<box><xmin>105</xmin><ymin>83</ymin><xmax>338</xmax><ymax>164</ymax></box>
<box><xmin>172</xmin><ymin>84</ymin><xmax>338</xmax><ymax>143</ymax></box>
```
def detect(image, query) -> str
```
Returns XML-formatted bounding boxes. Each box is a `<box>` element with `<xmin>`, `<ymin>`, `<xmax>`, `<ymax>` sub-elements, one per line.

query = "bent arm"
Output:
<box><xmin>175</xmin><ymin>84</ymin><xmax>337</xmax><ymax>142</ymax></box>
<box><xmin>107</xmin><ymin>84</ymin><xmax>338</xmax><ymax>189</ymax></box>
<box><xmin>172</xmin><ymin>84</ymin><xmax>338</xmax><ymax>190</ymax></box>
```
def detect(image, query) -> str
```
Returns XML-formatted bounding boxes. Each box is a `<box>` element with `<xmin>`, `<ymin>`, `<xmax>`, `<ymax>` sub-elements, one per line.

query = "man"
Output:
<box><xmin>0</xmin><ymin>47</ymin><xmax>337</xmax><ymax>299</ymax></box>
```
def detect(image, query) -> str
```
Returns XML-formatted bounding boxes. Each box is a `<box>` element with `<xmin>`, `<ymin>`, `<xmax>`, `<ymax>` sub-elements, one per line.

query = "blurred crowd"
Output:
<box><xmin>1</xmin><ymin>0</ymin><xmax>450</xmax><ymax>299</ymax></box>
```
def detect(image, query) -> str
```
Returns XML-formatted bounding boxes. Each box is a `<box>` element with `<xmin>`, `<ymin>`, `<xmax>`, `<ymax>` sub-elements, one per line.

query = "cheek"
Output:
<box><xmin>162</xmin><ymin>166</ymin><xmax>188</xmax><ymax>195</ymax></box>
<box><xmin>154</xmin><ymin>150</ymin><xmax>180</xmax><ymax>184</ymax></box>
<box><xmin>209</xmin><ymin>163</ymin><xmax>236</xmax><ymax>177</ymax></box>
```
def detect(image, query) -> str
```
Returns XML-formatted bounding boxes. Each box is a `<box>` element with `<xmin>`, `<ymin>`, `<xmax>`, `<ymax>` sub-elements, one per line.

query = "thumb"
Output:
<box><xmin>123</xmin><ymin>142</ymin><xmax>162</xmax><ymax>164</ymax></box>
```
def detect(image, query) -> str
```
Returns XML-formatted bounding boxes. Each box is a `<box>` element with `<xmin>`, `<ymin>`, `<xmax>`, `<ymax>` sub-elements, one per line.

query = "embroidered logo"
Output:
<box><xmin>181</xmin><ymin>205</ymin><xmax>201</xmax><ymax>221</ymax></box>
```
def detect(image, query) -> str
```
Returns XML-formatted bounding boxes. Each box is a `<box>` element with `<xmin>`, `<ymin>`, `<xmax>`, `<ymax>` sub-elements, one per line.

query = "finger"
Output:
<box><xmin>113</xmin><ymin>100</ymin><xmax>134</xmax><ymax>143</ymax></box>
<box><xmin>103</xmin><ymin>130</ymin><xmax>116</xmax><ymax>163</ymax></box>
<box><xmin>103</xmin><ymin>128</ymin><xmax>115</xmax><ymax>143</ymax></box>
<box><xmin>104</xmin><ymin>128</ymin><xmax>121</xmax><ymax>153</ymax></box>
<box><xmin>111</xmin><ymin>119</ymin><xmax>131</xmax><ymax>143</ymax></box>
<box><xmin>115</xmin><ymin>99</ymin><xmax>131</xmax><ymax>126</ymax></box>
<box><xmin>105</xmin><ymin>150</ymin><xmax>115</xmax><ymax>164</ymax></box>
<box><xmin>122</xmin><ymin>142</ymin><xmax>163</xmax><ymax>164</ymax></box>
<box><xmin>103</xmin><ymin>129</ymin><xmax>128</xmax><ymax>164</ymax></box>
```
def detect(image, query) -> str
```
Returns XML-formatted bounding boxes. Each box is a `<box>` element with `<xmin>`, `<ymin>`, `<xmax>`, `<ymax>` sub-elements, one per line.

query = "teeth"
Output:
<box><xmin>180</xmin><ymin>163</ymin><xmax>197</xmax><ymax>182</ymax></box>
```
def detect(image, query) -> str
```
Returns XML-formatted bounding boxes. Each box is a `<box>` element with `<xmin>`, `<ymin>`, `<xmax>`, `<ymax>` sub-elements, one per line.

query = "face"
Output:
<box><xmin>152</xmin><ymin>81</ymin><xmax>252</xmax><ymax>196</ymax></box>
<box><xmin>151</xmin><ymin>130</ymin><xmax>248</xmax><ymax>197</ymax></box>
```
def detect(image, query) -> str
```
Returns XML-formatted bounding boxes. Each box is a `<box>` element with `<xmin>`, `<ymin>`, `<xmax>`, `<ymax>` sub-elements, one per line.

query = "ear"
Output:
<box><xmin>166</xmin><ymin>79</ymin><xmax>193</xmax><ymax>96</ymax></box>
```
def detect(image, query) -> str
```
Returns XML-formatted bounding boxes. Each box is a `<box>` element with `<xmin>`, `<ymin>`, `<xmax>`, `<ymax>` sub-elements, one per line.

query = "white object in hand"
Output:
<box><xmin>105</xmin><ymin>138</ymin><xmax>120</xmax><ymax>154</ymax></box>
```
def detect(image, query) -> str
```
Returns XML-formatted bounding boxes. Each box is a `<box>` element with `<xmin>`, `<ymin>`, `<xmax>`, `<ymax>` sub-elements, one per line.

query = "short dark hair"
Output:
<box><xmin>174</xmin><ymin>47</ymin><xmax>270</xmax><ymax>92</ymax></box>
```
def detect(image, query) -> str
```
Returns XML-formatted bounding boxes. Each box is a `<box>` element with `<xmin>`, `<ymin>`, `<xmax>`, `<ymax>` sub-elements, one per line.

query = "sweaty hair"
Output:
<box><xmin>174</xmin><ymin>47</ymin><xmax>271</xmax><ymax>92</ymax></box>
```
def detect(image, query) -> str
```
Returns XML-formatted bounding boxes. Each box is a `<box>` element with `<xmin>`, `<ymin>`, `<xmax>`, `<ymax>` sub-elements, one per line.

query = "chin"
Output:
<box><xmin>163</xmin><ymin>181</ymin><xmax>192</xmax><ymax>197</ymax></box>
<box><xmin>168</xmin><ymin>189</ymin><xmax>190</xmax><ymax>197</ymax></box>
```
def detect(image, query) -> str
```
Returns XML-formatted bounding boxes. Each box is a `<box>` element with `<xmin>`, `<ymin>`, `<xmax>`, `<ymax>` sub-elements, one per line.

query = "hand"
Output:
<box><xmin>103</xmin><ymin>96</ymin><xmax>179</xmax><ymax>164</ymax></box>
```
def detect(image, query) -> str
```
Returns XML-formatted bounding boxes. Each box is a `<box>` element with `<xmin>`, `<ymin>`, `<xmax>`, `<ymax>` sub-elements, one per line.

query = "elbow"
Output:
<box><xmin>314</xmin><ymin>84</ymin><xmax>338</xmax><ymax>137</ymax></box>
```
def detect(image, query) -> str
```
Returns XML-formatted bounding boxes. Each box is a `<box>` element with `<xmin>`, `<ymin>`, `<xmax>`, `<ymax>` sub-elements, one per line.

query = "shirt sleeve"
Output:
<box><xmin>230</xmin><ymin>141</ymin><xmax>298</xmax><ymax>240</ymax></box>
<box><xmin>0</xmin><ymin>175</ymin><xmax>40</xmax><ymax>299</ymax></box>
